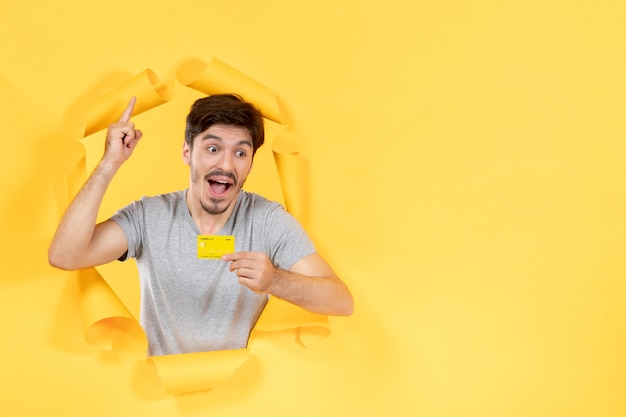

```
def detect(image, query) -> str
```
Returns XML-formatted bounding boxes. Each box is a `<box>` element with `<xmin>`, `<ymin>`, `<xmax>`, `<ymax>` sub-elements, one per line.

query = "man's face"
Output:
<box><xmin>183</xmin><ymin>124</ymin><xmax>254</xmax><ymax>216</ymax></box>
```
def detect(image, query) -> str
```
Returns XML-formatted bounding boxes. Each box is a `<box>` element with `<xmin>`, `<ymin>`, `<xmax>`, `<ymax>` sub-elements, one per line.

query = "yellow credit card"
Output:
<box><xmin>197</xmin><ymin>235</ymin><xmax>235</xmax><ymax>259</ymax></box>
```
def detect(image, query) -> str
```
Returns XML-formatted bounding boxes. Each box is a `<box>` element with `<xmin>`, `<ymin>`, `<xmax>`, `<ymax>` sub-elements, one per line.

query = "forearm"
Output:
<box><xmin>49</xmin><ymin>98</ymin><xmax>141</xmax><ymax>270</ymax></box>
<box><xmin>224</xmin><ymin>252</ymin><xmax>354</xmax><ymax>316</ymax></box>
<box><xmin>48</xmin><ymin>161</ymin><xmax>119</xmax><ymax>269</ymax></box>
<box><xmin>268</xmin><ymin>269</ymin><xmax>354</xmax><ymax>316</ymax></box>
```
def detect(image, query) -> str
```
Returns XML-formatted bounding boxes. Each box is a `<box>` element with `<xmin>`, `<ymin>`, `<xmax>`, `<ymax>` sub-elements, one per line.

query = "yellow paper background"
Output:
<box><xmin>1</xmin><ymin>1</ymin><xmax>625</xmax><ymax>416</ymax></box>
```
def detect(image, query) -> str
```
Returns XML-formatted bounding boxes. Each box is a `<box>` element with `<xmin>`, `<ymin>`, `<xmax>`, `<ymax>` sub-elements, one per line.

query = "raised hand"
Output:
<box><xmin>102</xmin><ymin>97</ymin><xmax>144</xmax><ymax>168</ymax></box>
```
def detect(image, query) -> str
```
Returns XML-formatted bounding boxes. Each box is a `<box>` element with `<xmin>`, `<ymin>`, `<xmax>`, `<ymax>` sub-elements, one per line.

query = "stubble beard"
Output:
<box><xmin>199</xmin><ymin>198</ymin><xmax>230</xmax><ymax>215</ymax></box>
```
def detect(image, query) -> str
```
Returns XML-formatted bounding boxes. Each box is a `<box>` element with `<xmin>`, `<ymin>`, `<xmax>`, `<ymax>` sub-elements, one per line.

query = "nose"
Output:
<box><xmin>217</xmin><ymin>152</ymin><xmax>235</xmax><ymax>172</ymax></box>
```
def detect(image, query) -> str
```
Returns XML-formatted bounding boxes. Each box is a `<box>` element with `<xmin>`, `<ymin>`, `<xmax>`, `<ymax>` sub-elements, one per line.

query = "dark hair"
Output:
<box><xmin>185</xmin><ymin>94</ymin><xmax>265</xmax><ymax>155</ymax></box>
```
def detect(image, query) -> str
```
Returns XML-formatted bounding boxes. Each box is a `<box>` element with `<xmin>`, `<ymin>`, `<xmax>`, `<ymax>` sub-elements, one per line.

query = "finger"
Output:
<box><xmin>119</xmin><ymin>124</ymin><xmax>134</xmax><ymax>145</ymax></box>
<box><xmin>134</xmin><ymin>129</ymin><xmax>143</xmax><ymax>141</ymax></box>
<box><xmin>236</xmin><ymin>275</ymin><xmax>255</xmax><ymax>291</ymax></box>
<box><xmin>235</xmin><ymin>270</ymin><xmax>254</xmax><ymax>287</ymax></box>
<box><xmin>229</xmin><ymin>260</ymin><xmax>245</xmax><ymax>272</ymax></box>
<box><xmin>236</xmin><ymin>274</ymin><xmax>265</xmax><ymax>294</ymax></box>
<box><xmin>222</xmin><ymin>252</ymin><xmax>247</xmax><ymax>262</ymax></box>
<box><xmin>118</xmin><ymin>96</ymin><xmax>137</xmax><ymax>123</ymax></box>
<box><xmin>224</xmin><ymin>251</ymin><xmax>262</xmax><ymax>261</ymax></box>
<box><xmin>238</xmin><ymin>267</ymin><xmax>262</xmax><ymax>281</ymax></box>
<box><xmin>229</xmin><ymin>258</ymin><xmax>258</xmax><ymax>272</ymax></box>
<box><xmin>125</xmin><ymin>130</ymin><xmax>143</xmax><ymax>149</ymax></box>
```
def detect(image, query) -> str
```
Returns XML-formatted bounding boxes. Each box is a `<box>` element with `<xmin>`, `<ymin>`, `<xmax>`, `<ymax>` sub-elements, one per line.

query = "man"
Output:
<box><xmin>49</xmin><ymin>94</ymin><xmax>353</xmax><ymax>356</ymax></box>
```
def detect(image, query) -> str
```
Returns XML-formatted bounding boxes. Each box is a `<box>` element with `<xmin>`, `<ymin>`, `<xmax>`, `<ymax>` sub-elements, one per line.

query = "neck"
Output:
<box><xmin>185</xmin><ymin>190</ymin><xmax>237</xmax><ymax>235</ymax></box>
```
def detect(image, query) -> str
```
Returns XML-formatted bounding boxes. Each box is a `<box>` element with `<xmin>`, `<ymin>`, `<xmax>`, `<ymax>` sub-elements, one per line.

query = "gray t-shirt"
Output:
<box><xmin>111</xmin><ymin>190</ymin><xmax>316</xmax><ymax>356</ymax></box>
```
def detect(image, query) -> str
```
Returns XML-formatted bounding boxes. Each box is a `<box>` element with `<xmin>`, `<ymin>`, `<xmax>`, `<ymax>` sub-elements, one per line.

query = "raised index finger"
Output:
<box><xmin>118</xmin><ymin>96</ymin><xmax>137</xmax><ymax>123</ymax></box>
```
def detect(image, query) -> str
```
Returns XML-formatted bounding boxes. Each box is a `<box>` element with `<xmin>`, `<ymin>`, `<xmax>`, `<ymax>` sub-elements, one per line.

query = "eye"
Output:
<box><xmin>235</xmin><ymin>150</ymin><xmax>247</xmax><ymax>158</ymax></box>
<box><xmin>207</xmin><ymin>145</ymin><xmax>218</xmax><ymax>153</ymax></box>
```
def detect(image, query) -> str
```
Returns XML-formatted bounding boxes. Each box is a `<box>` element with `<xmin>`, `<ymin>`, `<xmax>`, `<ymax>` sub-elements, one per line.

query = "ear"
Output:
<box><xmin>182</xmin><ymin>141</ymin><xmax>191</xmax><ymax>165</ymax></box>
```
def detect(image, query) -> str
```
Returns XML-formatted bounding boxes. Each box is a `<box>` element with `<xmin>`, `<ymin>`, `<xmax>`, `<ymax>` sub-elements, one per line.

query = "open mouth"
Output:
<box><xmin>207</xmin><ymin>178</ymin><xmax>233</xmax><ymax>197</ymax></box>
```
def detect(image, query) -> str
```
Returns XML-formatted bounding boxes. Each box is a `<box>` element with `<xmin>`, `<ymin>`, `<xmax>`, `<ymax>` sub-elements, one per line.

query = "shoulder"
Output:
<box><xmin>231</xmin><ymin>191</ymin><xmax>298</xmax><ymax>232</ymax></box>
<box><xmin>117</xmin><ymin>190</ymin><xmax>186</xmax><ymax>219</ymax></box>
<box><xmin>237</xmin><ymin>190</ymin><xmax>284</xmax><ymax>213</ymax></box>
<box><xmin>236</xmin><ymin>191</ymin><xmax>306</xmax><ymax>236</ymax></box>
<box><xmin>136</xmin><ymin>190</ymin><xmax>186</xmax><ymax>209</ymax></box>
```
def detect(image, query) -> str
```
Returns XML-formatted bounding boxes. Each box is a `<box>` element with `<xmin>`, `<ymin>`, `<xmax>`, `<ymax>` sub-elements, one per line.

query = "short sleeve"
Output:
<box><xmin>110</xmin><ymin>200</ymin><xmax>144</xmax><ymax>260</ymax></box>
<box><xmin>264</xmin><ymin>205</ymin><xmax>316</xmax><ymax>271</ymax></box>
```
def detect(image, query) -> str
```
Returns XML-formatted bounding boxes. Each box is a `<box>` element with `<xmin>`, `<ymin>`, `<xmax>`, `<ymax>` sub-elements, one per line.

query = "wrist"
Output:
<box><xmin>95</xmin><ymin>158</ymin><xmax>121</xmax><ymax>179</ymax></box>
<box><xmin>267</xmin><ymin>268</ymin><xmax>288</xmax><ymax>295</ymax></box>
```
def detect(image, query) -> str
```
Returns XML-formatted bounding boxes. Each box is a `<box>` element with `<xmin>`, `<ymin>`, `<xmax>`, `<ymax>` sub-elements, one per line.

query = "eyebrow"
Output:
<box><xmin>200</xmin><ymin>133</ymin><xmax>253</xmax><ymax>148</ymax></box>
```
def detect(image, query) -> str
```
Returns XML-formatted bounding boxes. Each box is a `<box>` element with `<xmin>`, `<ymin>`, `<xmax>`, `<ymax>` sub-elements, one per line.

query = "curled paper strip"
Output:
<box><xmin>252</xmin><ymin>297</ymin><xmax>330</xmax><ymax>348</ymax></box>
<box><xmin>272</xmin><ymin>130</ymin><xmax>308</xmax><ymax>224</ymax></box>
<box><xmin>176</xmin><ymin>57</ymin><xmax>283</xmax><ymax>124</ymax></box>
<box><xmin>81</xmin><ymin>69</ymin><xmax>173</xmax><ymax>137</ymax></box>
<box><xmin>76</xmin><ymin>267</ymin><xmax>147</xmax><ymax>353</ymax></box>
<box><xmin>66</xmin><ymin>59</ymin><xmax>327</xmax><ymax>395</ymax></box>
<box><xmin>148</xmin><ymin>349</ymin><xmax>250</xmax><ymax>395</ymax></box>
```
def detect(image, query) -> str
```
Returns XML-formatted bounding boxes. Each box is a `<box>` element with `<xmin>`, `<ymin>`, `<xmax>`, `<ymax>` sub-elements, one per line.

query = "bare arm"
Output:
<box><xmin>222</xmin><ymin>252</ymin><xmax>354</xmax><ymax>316</ymax></box>
<box><xmin>48</xmin><ymin>98</ymin><xmax>143</xmax><ymax>270</ymax></box>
